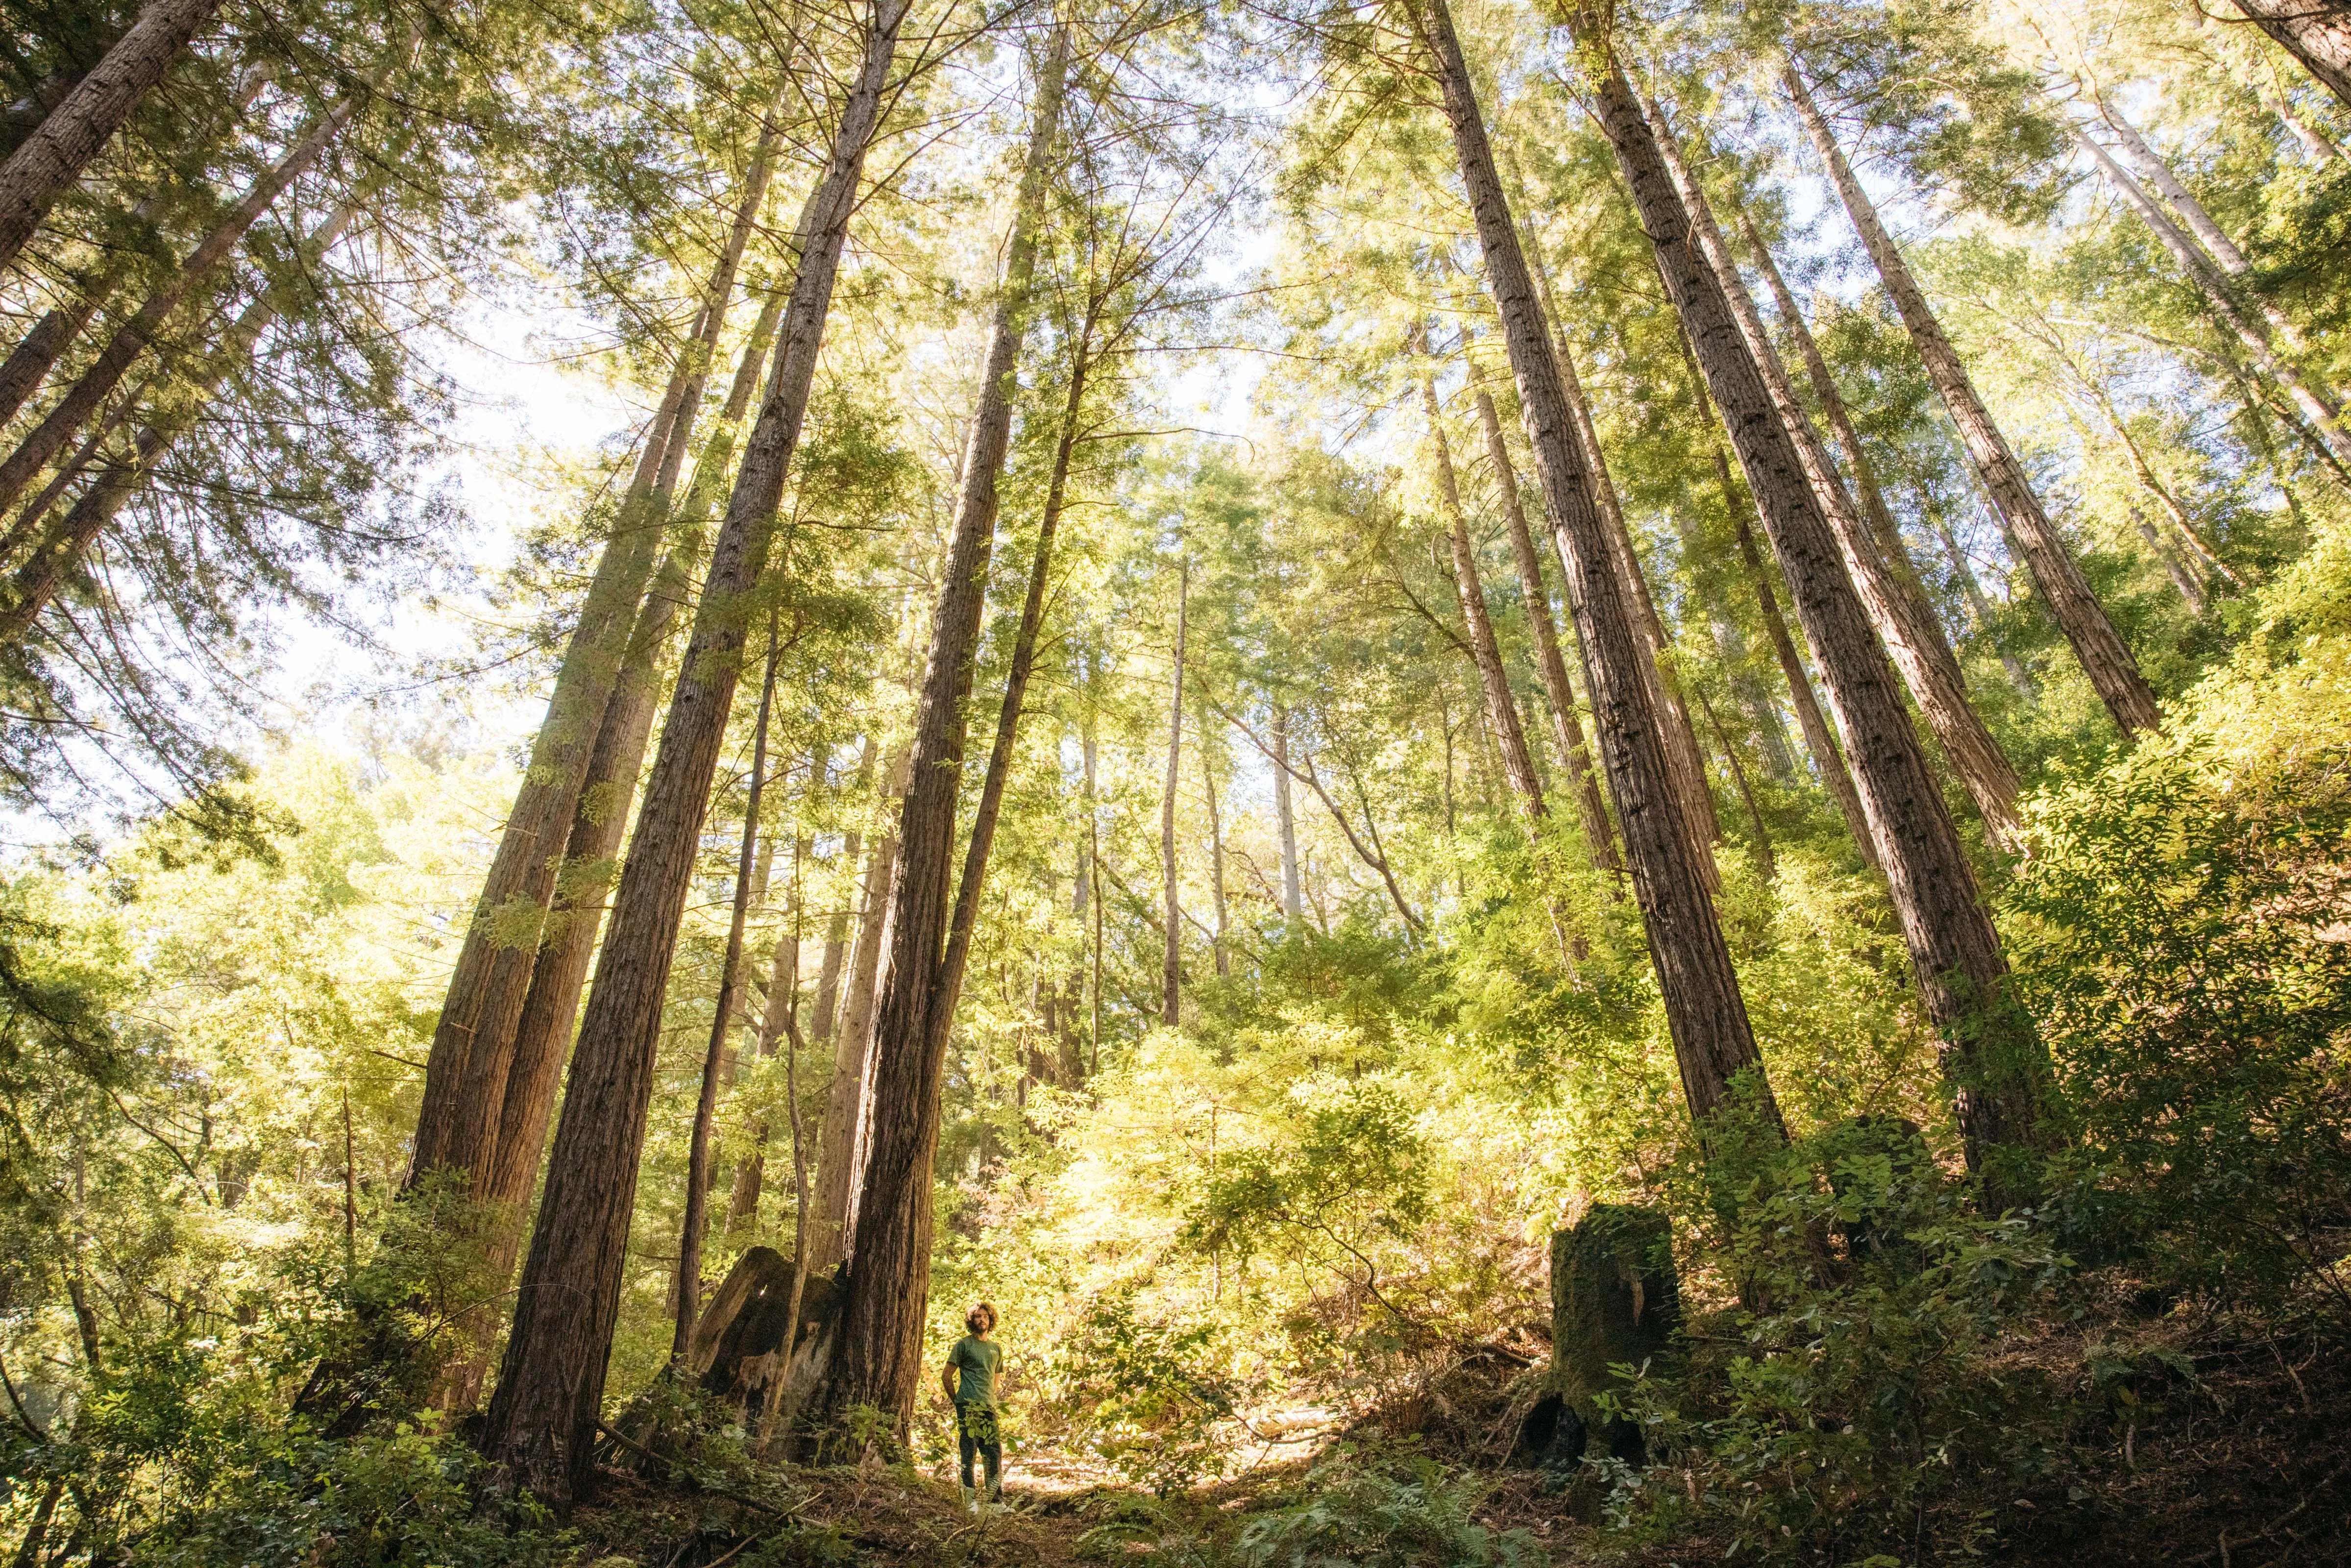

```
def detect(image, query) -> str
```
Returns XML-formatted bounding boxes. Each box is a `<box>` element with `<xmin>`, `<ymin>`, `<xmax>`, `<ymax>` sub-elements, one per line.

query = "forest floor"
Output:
<box><xmin>561</xmin><ymin>1276</ymin><xmax>2351</xmax><ymax>1568</ymax></box>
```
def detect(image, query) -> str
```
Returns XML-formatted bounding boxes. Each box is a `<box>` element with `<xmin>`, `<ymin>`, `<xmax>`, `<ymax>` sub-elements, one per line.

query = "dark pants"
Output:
<box><xmin>955</xmin><ymin>1401</ymin><xmax>1001</xmax><ymax>1495</ymax></box>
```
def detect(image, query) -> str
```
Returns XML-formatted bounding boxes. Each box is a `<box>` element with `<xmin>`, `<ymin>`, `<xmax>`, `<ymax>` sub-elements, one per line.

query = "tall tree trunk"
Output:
<box><xmin>1161</xmin><ymin>558</ymin><xmax>1188</xmax><ymax>1024</ymax></box>
<box><xmin>808</xmin><ymin>23</ymin><xmax>1069</xmax><ymax>1433</ymax></box>
<box><xmin>1728</xmin><ymin>491</ymin><xmax>1878</xmax><ymax>870</ymax></box>
<box><xmin>1423</xmin><ymin>363</ymin><xmax>1545</xmax><ymax>822</ymax></box>
<box><xmin>0</xmin><ymin>0</ymin><xmax>221</xmax><ymax>274</ymax></box>
<box><xmin>1408</xmin><ymin>0</ymin><xmax>1780</xmax><ymax>1139</ymax></box>
<box><xmin>0</xmin><ymin>91</ymin><xmax>362</xmax><ymax>520</ymax></box>
<box><xmin>1786</xmin><ymin>62</ymin><xmax>2163</xmax><ymax>736</ymax></box>
<box><xmin>728</xmin><ymin>870</ymin><xmax>802</xmax><ymax>1233</ymax></box>
<box><xmin>674</xmin><ymin>620</ymin><xmax>780</xmax><ymax>1361</ymax></box>
<box><xmin>808</xmin><ymin>745</ymin><xmax>866</xmax><ymax>1044</ymax></box>
<box><xmin>1595</xmin><ymin>50</ymin><xmax>2050</xmax><ymax>1197</ymax></box>
<box><xmin>2071</xmin><ymin>125</ymin><xmax>2351</xmax><ymax>470</ymax></box>
<box><xmin>1515</xmin><ymin>196</ymin><xmax>1723</xmax><ymax>880</ymax></box>
<box><xmin>1658</xmin><ymin>125</ymin><xmax>2025</xmax><ymax>848</ymax></box>
<box><xmin>0</xmin><ymin>193</ymin><xmax>359</xmax><ymax>639</ymax></box>
<box><xmin>2081</xmin><ymin>378</ymin><xmax>2244</xmax><ymax>591</ymax></box>
<box><xmin>807</xmin><ymin>745</ymin><xmax>906</xmax><ymax>1272</ymax></box>
<box><xmin>412</xmin><ymin>110</ymin><xmax>781</xmax><ymax>1198</ymax></box>
<box><xmin>474</xmin><ymin>268</ymin><xmax>789</xmax><ymax>1304</ymax></box>
<box><xmin>1696</xmin><ymin>686</ymin><xmax>1775</xmax><ymax>881</ymax></box>
<box><xmin>1476</xmin><ymin>388</ymin><xmax>1619</xmax><ymax>870</ymax></box>
<box><xmin>0</xmin><ymin>62</ymin><xmax>274</xmax><ymax>436</ymax></box>
<box><xmin>2229</xmin><ymin>0</ymin><xmax>2351</xmax><ymax>110</ymax></box>
<box><xmin>478</xmin><ymin>1</ymin><xmax>908</xmax><ymax>1504</ymax></box>
<box><xmin>1272</xmin><ymin>704</ymin><xmax>1304</xmax><ymax>921</ymax></box>
<box><xmin>1202</xmin><ymin>704</ymin><xmax>1229</xmax><ymax>977</ymax></box>
<box><xmin>1064</xmin><ymin>703</ymin><xmax>1098</xmax><ymax>1078</ymax></box>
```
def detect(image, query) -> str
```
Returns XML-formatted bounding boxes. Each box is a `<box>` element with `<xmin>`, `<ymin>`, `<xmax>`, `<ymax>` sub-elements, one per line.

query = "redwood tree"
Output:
<box><xmin>1401</xmin><ymin>0</ymin><xmax>1782</xmax><ymax>1140</ymax></box>
<box><xmin>478</xmin><ymin>0</ymin><xmax>912</xmax><ymax>1502</ymax></box>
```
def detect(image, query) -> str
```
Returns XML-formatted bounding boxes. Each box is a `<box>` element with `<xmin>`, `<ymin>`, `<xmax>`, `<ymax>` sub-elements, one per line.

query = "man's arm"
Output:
<box><xmin>941</xmin><ymin>1348</ymin><xmax>960</xmax><ymax>1402</ymax></box>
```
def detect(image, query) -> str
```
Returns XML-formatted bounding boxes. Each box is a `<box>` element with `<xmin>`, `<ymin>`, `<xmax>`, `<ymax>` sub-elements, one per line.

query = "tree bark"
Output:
<box><xmin>1728</xmin><ymin>491</ymin><xmax>1878</xmax><ymax>871</ymax></box>
<box><xmin>674</xmin><ymin>620</ymin><xmax>780</xmax><ymax>1361</ymax></box>
<box><xmin>1786</xmin><ymin>62</ymin><xmax>2163</xmax><ymax>736</ymax></box>
<box><xmin>1596</xmin><ymin>52</ymin><xmax>2050</xmax><ymax>1196</ymax></box>
<box><xmin>1161</xmin><ymin>557</ymin><xmax>1188</xmax><ymax>1023</ymax></box>
<box><xmin>1423</xmin><ymin>365</ymin><xmax>1545</xmax><ymax>822</ymax></box>
<box><xmin>1475</xmin><ymin>389</ymin><xmax>1619</xmax><ymax>870</ymax></box>
<box><xmin>1202</xmin><ymin>706</ymin><xmax>1229</xmax><ymax>978</ymax></box>
<box><xmin>477</xmin><ymin>0</ymin><xmax>908</xmax><ymax>1505</ymax></box>
<box><xmin>2072</xmin><ymin>124</ymin><xmax>2351</xmax><ymax>470</ymax></box>
<box><xmin>1410</xmin><ymin>0</ymin><xmax>1778</xmax><ymax>1138</ymax></box>
<box><xmin>1516</xmin><ymin>199</ymin><xmax>1723</xmax><ymax>880</ymax></box>
<box><xmin>0</xmin><ymin>0</ymin><xmax>221</xmax><ymax>274</ymax></box>
<box><xmin>1272</xmin><ymin>704</ymin><xmax>1304</xmax><ymax>921</ymax></box>
<box><xmin>806</xmin><ymin>746</ymin><xmax>904</xmax><ymax>1273</ymax></box>
<box><xmin>411</xmin><ymin>109</ymin><xmax>781</xmax><ymax>1197</ymax></box>
<box><xmin>0</xmin><ymin>92</ymin><xmax>361</xmax><ymax>522</ymax></box>
<box><xmin>2229</xmin><ymin>0</ymin><xmax>2351</xmax><ymax>110</ymax></box>
<box><xmin>807</xmin><ymin>23</ymin><xmax>1068</xmax><ymax>1434</ymax></box>
<box><xmin>1660</xmin><ymin>128</ymin><xmax>2024</xmax><ymax>848</ymax></box>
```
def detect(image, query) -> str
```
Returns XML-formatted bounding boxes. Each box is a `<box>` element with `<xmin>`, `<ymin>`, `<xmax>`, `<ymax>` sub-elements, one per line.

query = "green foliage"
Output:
<box><xmin>1221</xmin><ymin>1448</ymin><xmax>1540</xmax><ymax>1568</ymax></box>
<box><xmin>1598</xmin><ymin>1131</ymin><xmax>2075</xmax><ymax>1563</ymax></box>
<box><xmin>2010</xmin><ymin>737</ymin><xmax>2351</xmax><ymax>1303</ymax></box>
<box><xmin>1047</xmin><ymin>1292</ymin><xmax>1241</xmax><ymax>1491</ymax></box>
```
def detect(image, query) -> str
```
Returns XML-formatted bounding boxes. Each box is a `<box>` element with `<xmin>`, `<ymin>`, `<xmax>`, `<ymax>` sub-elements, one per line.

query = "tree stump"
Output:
<box><xmin>1516</xmin><ymin>1203</ymin><xmax>1679</xmax><ymax>1477</ymax></box>
<box><xmin>687</xmin><ymin>1246</ymin><xmax>841</xmax><ymax>1432</ymax></box>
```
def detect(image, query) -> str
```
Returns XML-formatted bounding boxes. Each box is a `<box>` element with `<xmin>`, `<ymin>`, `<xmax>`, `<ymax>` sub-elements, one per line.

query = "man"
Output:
<box><xmin>941</xmin><ymin>1301</ymin><xmax>1004</xmax><ymax>1511</ymax></box>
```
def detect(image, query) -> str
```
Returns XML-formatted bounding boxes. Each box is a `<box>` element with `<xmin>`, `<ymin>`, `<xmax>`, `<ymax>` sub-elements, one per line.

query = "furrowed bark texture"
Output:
<box><xmin>1519</xmin><ymin>210</ymin><xmax>1723</xmax><ymax>880</ymax></box>
<box><xmin>807</xmin><ymin>744</ymin><xmax>906</xmax><ymax>1274</ymax></box>
<box><xmin>1477</xmin><ymin>389</ymin><xmax>1618</xmax><ymax>868</ymax></box>
<box><xmin>2230</xmin><ymin>0</ymin><xmax>2351</xmax><ymax>108</ymax></box>
<box><xmin>410</xmin><ymin>112</ymin><xmax>779</xmax><ymax>1197</ymax></box>
<box><xmin>1595</xmin><ymin>53</ymin><xmax>2049</xmax><ymax>1191</ymax></box>
<box><xmin>1657</xmin><ymin>126</ymin><xmax>2024</xmax><ymax>848</ymax></box>
<box><xmin>478</xmin><ymin>1</ymin><xmax>907</xmax><ymax>1503</ymax></box>
<box><xmin>0</xmin><ymin>0</ymin><xmax>221</xmax><ymax>273</ymax></box>
<box><xmin>0</xmin><ymin>94</ymin><xmax>358</xmax><ymax>521</ymax></box>
<box><xmin>1412</xmin><ymin>0</ymin><xmax>1777</xmax><ymax>1135</ymax></box>
<box><xmin>816</xmin><ymin>24</ymin><xmax>1068</xmax><ymax>1431</ymax></box>
<box><xmin>674</xmin><ymin>626</ymin><xmax>779</xmax><ymax>1360</ymax></box>
<box><xmin>1424</xmin><ymin>370</ymin><xmax>1545</xmax><ymax>821</ymax></box>
<box><xmin>1785</xmin><ymin>62</ymin><xmax>2161</xmax><ymax>736</ymax></box>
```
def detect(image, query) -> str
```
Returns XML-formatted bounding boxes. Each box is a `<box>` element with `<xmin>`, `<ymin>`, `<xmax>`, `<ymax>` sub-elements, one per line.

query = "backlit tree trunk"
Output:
<box><xmin>1656</xmin><ymin>122</ymin><xmax>2025</xmax><ymax>848</ymax></box>
<box><xmin>674</xmin><ymin>622</ymin><xmax>780</xmax><ymax>1360</ymax></box>
<box><xmin>2072</xmin><ymin>125</ymin><xmax>2351</xmax><ymax>470</ymax></box>
<box><xmin>1161</xmin><ymin>557</ymin><xmax>1188</xmax><ymax>1023</ymax></box>
<box><xmin>1518</xmin><ymin>208</ymin><xmax>1723</xmax><ymax>880</ymax></box>
<box><xmin>1272</xmin><ymin>704</ymin><xmax>1304</xmax><ymax>921</ymax></box>
<box><xmin>478</xmin><ymin>1</ymin><xmax>909</xmax><ymax>1503</ymax></box>
<box><xmin>806</xmin><ymin>745</ymin><xmax>904</xmax><ymax>1273</ymax></box>
<box><xmin>0</xmin><ymin>0</ymin><xmax>221</xmax><ymax>273</ymax></box>
<box><xmin>1476</xmin><ymin>389</ymin><xmax>1618</xmax><ymax>870</ymax></box>
<box><xmin>411</xmin><ymin>111</ymin><xmax>782</xmax><ymax>1197</ymax></box>
<box><xmin>808</xmin><ymin>24</ymin><xmax>1069</xmax><ymax>1431</ymax></box>
<box><xmin>1423</xmin><ymin>365</ymin><xmax>1545</xmax><ymax>822</ymax></box>
<box><xmin>1786</xmin><ymin>62</ymin><xmax>2162</xmax><ymax>736</ymax></box>
<box><xmin>1596</xmin><ymin>49</ymin><xmax>2051</xmax><ymax>1197</ymax></box>
<box><xmin>1408</xmin><ymin>0</ymin><xmax>1780</xmax><ymax>1138</ymax></box>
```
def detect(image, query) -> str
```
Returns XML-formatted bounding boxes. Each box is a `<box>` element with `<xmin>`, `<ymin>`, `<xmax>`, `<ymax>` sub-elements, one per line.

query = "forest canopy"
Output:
<box><xmin>0</xmin><ymin>0</ymin><xmax>2347</xmax><ymax>1561</ymax></box>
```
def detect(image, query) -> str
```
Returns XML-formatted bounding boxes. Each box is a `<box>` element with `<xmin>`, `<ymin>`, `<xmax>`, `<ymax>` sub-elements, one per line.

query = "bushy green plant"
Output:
<box><xmin>1597</xmin><ymin>1132</ymin><xmax>2074</xmax><ymax>1564</ymax></box>
<box><xmin>1224</xmin><ymin>1447</ymin><xmax>1538</xmax><ymax>1568</ymax></box>
<box><xmin>2008</xmin><ymin>736</ymin><xmax>2351</xmax><ymax>1305</ymax></box>
<box><xmin>1049</xmin><ymin>1291</ymin><xmax>1241</xmax><ymax>1492</ymax></box>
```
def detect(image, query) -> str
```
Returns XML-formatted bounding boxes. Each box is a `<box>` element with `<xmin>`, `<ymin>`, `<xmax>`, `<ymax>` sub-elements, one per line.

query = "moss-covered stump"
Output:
<box><xmin>1518</xmin><ymin>1203</ymin><xmax>1680</xmax><ymax>1478</ymax></box>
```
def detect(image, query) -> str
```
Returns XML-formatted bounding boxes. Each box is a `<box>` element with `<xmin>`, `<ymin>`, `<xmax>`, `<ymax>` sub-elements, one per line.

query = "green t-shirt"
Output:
<box><xmin>948</xmin><ymin>1335</ymin><xmax>1002</xmax><ymax>1408</ymax></box>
